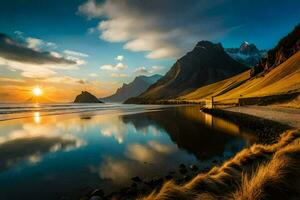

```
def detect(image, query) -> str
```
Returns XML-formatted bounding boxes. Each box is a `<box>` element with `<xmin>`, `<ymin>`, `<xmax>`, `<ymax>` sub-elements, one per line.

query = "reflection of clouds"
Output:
<box><xmin>99</xmin><ymin>115</ymin><xmax>164</xmax><ymax>144</ymax></box>
<box><xmin>27</xmin><ymin>154</ymin><xmax>42</xmax><ymax>164</ymax></box>
<box><xmin>94</xmin><ymin>141</ymin><xmax>178</xmax><ymax>184</ymax></box>
<box><xmin>126</xmin><ymin>143</ymin><xmax>155</xmax><ymax>162</ymax></box>
<box><xmin>0</xmin><ymin>117</ymin><xmax>85</xmax><ymax>172</ymax></box>
<box><xmin>148</xmin><ymin>141</ymin><xmax>175</xmax><ymax>154</ymax></box>
<box><xmin>0</xmin><ymin>123</ymin><xmax>84</xmax><ymax>147</ymax></box>
<box><xmin>126</xmin><ymin>141</ymin><xmax>176</xmax><ymax>163</ymax></box>
<box><xmin>97</xmin><ymin>157</ymin><xmax>141</xmax><ymax>184</ymax></box>
<box><xmin>100</xmin><ymin>124</ymin><xmax>125</xmax><ymax>144</ymax></box>
<box><xmin>0</xmin><ymin>136</ymin><xmax>84</xmax><ymax>172</ymax></box>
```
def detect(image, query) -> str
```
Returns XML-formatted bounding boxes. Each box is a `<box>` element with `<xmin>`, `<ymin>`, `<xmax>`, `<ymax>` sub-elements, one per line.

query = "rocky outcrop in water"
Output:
<box><xmin>74</xmin><ymin>91</ymin><xmax>103</xmax><ymax>103</ymax></box>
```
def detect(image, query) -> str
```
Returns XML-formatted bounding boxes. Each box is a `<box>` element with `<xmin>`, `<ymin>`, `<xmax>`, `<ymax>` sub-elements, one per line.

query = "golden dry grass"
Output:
<box><xmin>139</xmin><ymin>130</ymin><xmax>300</xmax><ymax>200</ymax></box>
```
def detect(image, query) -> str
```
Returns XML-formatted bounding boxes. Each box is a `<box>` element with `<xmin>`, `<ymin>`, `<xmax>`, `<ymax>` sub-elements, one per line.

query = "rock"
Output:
<box><xmin>183</xmin><ymin>175</ymin><xmax>191</xmax><ymax>182</ymax></box>
<box><xmin>90</xmin><ymin>189</ymin><xmax>104</xmax><ymax>197</ymax></box>
<box><xmin>144</xmin><ymin>177</ymin><xmax>163</xmax><ymax>187</ymax></box>
<box><xmin>179</xmin><ymin>164</ymin><xmax>186</xmax><ymax>169</ymax></box>
<box><xmin>74</xmin><ymin>91</ymin><xmax>103</xmax><ymax>103</ymax></box>
<box><xmin>60</xmin><ymin>197</ymin><xmax>70</xmax><ymax>200</ymax></box>
<box><xmin>212</xmin><ymin>159</ymin><xmax>218</xmax><ymax>164</ymax></box>
<box><xmin>165</xmin><ymin>174</ymin><xmax>173</xmax><ymax>180</ymax></box>
<box><xmin>203</xmin><ymin>167</ymin><xmax>211</xmax><ymax>172</ymax></box>
<box><xmin>189</xmin><ymin>165</ymin><xmax>198</xmax><ymax>172</ymax></box>
<box><xmin>89</xmin><ymin>196</ymin><xmax>102</xmax><ymax>200</ymax></box>
<box><xmin>131</xmin><ymin>176</ymin><xmax>142</xmax><ymax>182</ymax></box>
<box><xmin>131</xmin><ymin>182</ymin><xmax>138</xmax><ymax>188</ymax></box>
<box><xmin>179</xmin><ymin>168</ymin><xmax>188</xmax><ymax>174</ymax></box>
<box><xmin>179</xmin><ymin>164</ymin><xmax>188</xmax><ymax>174</ymax></box>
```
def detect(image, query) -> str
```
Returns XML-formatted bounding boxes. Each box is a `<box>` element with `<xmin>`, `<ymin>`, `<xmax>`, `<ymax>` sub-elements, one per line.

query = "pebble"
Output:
<box><xmin>165</xmin><ymin>174</ymin><xmax>173</xmax><ymax>180</ymax></box>
<box><xmin>89</xmin><ymin>196</ymin><xmax>102</xmax><ymax>200</ymax></box>
<box><xmin>179</xmin><ymin>168</ymin><xmax>188</xmax><ymax>174</ymax></box>
<box><xmin>131</xmin><ymin>176</ymin><xmax>142</xmax><ymax>182</ymax></box>
<box><xmin>189</xmin><ymin>164</ymin><xmax>199</xmax><ymax>172</ymax></box>
<box><xmin>90</xmin><ymin>189</ymin><xmax>104</xmax><ymax>197</ymax></box>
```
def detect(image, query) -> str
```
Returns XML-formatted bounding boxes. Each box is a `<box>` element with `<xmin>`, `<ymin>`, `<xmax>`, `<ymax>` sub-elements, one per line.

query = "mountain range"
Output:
<box><xmin>226</xmin><ymin>42</ymin><xmax>266</xmax><ymax>67</ymax></box>
<box><xmin>176</xmin><ymin>24</ymin><xmax>300</xmax><ymax>103</ymax></box>
<box><xmin>125</xmin><ymin>23</ymin><xmax>300</xmax><ymax>104</ymax></box>
<box><xmin>125</xmin><ymin>41</ymin><xmax>247</xmax><ymax>103</ymax></box>
<box><xmin>100</xmin><ymin>74</ymin><xmax>162</xmax><ymax>103</ymax></box>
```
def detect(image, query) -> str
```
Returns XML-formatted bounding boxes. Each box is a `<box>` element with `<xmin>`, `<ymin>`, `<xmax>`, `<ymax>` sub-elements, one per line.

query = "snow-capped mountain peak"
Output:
<box><xmin>226</xmin><ymin>42</ymin><xmax>267</xmax><ymax>67</ymax></box>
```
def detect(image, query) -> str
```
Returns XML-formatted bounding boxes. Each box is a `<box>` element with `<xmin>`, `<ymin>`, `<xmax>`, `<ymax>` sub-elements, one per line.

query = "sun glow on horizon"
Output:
<box><xmin>32</xmin><ymin>87</ymin><xmax>43</xmax><ymax>96</ymax></box>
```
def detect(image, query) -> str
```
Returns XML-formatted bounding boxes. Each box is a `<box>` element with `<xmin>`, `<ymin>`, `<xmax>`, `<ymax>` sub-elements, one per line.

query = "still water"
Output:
<box><xmin>0</xmin><ymin>104</ymin><xmax>257</xmax><ymax>200</ymax></box>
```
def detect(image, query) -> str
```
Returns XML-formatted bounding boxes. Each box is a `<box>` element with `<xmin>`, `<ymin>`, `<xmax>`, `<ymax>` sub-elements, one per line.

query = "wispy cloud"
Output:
<box><xmin>79</xmin><ymin>0</ymin><xmax>229</xmax><ymax>59</ymax></box>
<box><xmin>64</xmin><ymin>50</ymin><xmax>89</xmax><ymax>57</ymax></box>
<box><xmin>89</xmin><ymin>73</ymin><xmax>99</xmax><ymax>77</ymax></box>
<box><xmin>100</xmin><ymin>62</ymin><xmax>126</xmax><ymax>71</ymax></box>
<box><xmin>134</xmin><ymin>65</ymin><xmax>164</xmax><ymax>75</ymax></box>
<box><xmin>110</xmin><ymin>73</ymin><xmax>128</xmax><ymax>78</ymax></box>
<box><xmin>115</xmin><ymin>55</ymin><xmax>124</xmax><ymax>61</ymax></box>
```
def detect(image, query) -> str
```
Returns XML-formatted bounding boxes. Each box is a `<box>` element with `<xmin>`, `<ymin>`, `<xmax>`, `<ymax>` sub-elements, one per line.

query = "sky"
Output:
<box><xmin>0</xmin><ymin>0</ymin><xmax>299</xmax><ymax>102</ymax></box>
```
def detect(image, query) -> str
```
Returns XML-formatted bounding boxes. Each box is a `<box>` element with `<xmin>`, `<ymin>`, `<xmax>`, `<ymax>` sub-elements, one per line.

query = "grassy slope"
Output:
<box><xmin>178</xmin><ymin>51</ymin><xmax>300</xmax><ymax>103</ymax></box>
<box><xmin>141</xmin><ymin>129</ymin><xmax>300</xmax><ymax>200</ymax></box>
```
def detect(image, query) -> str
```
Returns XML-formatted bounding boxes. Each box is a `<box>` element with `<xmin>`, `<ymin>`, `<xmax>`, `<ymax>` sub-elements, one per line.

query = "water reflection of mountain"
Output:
<box><xmin>121</xmin><ymin>106</ymin><xmax>253</xmax><ymax>160</ymax></box>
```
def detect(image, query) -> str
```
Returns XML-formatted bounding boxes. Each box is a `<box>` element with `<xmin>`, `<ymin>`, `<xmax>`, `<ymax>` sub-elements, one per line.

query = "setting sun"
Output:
<box><xmin>32</xmin><ymin>87</ymin><xmax>42</xmax><ymax>96</ymax></box>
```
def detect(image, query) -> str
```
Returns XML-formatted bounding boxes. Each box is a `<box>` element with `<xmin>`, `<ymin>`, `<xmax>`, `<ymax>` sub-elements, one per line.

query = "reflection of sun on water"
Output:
<box><xmin>34</xmin><ymin>112</ymin><xmax>41</xmax><ymax>124</ymax></box>
<box><xmin>204</xmin><ymin>113</ymin><xmax>213</xmax><ymax>127</ymax></box>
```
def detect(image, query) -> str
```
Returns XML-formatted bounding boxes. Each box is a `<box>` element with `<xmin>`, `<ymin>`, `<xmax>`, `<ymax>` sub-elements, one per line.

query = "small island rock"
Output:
<box><xmin>74</xmin><ymin>91</ymin><xmax>103</xmax><ymax>103</ymax></box>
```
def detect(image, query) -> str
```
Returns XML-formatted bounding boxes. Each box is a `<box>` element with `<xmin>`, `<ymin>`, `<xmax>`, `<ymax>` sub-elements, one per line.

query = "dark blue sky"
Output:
<box><xmin>0</xmin><ymin>0</ymin><xmax>299</xmax><ymax>99</ymax></box>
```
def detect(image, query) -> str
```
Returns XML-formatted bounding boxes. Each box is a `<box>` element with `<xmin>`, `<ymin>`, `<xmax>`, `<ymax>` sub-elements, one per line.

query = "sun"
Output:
<box><xmin>32</xmin><ymin>87</ymin><xmax>43</xmax><ymax>96</ymax></box>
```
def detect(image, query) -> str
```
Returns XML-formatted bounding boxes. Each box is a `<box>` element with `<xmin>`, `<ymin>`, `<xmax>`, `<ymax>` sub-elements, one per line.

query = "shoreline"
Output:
<box><xmin>136</xmin><ymin>107</ymin><xmax>300</xmax><ymax>200</ymax></box>
<box><xmin>81</xmin><ymin>106</ymin><xmax>297</xmax><ymax>200</ymax></box>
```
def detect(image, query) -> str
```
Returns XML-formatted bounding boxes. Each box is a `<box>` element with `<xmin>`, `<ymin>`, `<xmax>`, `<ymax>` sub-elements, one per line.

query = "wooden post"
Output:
<box><xmin>211</xmin><ymin>96</ymin><xmax>214</xmax><ymax>109</ymax></box>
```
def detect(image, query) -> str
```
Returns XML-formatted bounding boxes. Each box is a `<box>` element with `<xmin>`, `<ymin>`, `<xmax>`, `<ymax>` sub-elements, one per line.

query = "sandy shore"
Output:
<box><xmin>224</xmin><ymin>105</ymin><xmax>300</xmax><ymax>129</ymax></box>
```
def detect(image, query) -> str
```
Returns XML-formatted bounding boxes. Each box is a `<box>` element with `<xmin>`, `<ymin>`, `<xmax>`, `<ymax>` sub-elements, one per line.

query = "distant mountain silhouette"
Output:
<box><xmin>251</xmin><ymin>23</ymin><xmax>300</xmax><ymax>76</ymax></box>
<box><xmin>125</xmin><ymin>41</ymin><xmax>247</xmax><ymax>103</ymax></box>
<box><xmin>100</xmin><ymin>74</ymin><xmax>162</xmax><ymax>103</ymax></box>
<box><xmin>74</xmin><ymin>91</ymin><xmax>103</xmax><ymax>103</ymax></box>
<box><xmin>226</xmin><ymin>42</ymin><xmax>266</xmax><ymax>67</ymax></box>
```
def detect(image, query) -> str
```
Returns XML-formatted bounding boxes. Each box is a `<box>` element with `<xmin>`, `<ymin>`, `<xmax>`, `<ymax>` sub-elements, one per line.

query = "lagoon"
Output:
<box><xmin>0</xmin><ymin>104</ymin><xmax>256</xmax><ymax>200</ymax></box>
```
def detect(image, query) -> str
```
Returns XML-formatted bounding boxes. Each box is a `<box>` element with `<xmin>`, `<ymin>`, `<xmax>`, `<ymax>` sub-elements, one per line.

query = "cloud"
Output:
<box><xmin>110</xmin><ymin>73</ymin><xmax>128</xmax><ymax>78</ymax></box>
<box><xmin>0</xmin><ymin>77</ymin><xmax>25</xmax><ymax>83</ymax></box>
<box><xmin>64</xmin><ymin>50</ymin><xmax>89</xmax><ymax>57</ymax></box>
<box><xmin>79</xmin><ymin>0</ymin><xmax>230</xmax><ymax>59</ymax></box>
<box><xmin>134</xmin><ymin>65</ymin><xmax>164</xmax><ymax>75</ymax></box>
<box><xmin>0</xmin><ymin>33</ymin><xmax>84</xmax><ymax>78</ymax></box>
<box><xmin>26</xmin><ymin>37</ymin><xmax>57</xmax><ymax>50</ymax></box>
<box><xmin>89</xmin><ymin>73</ymin><xmax>99</xmax><ymax>77</ymax></box>
<box><xmin>115</xmin><ymin>55</ymin><xmax>124</xmax><ymax>61</ymax></box>
<box><xmin>0</xmin><ymin>33</ymin><xmax>73</xmax><ymax>65</ymax></box>
<box><xmin>26</xmin><ymin>37</ymin><xmax>43</xmax><ymax>50</ymax></box>
<box><xmin>100</xmin><ymin>62</ymin><xmax>126</xmax><ymax>71</ymax></box>
<box><xmin>42</xmin><ymin>76</ymin><xmax>86</xmax><ymax>85</ymax></box>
